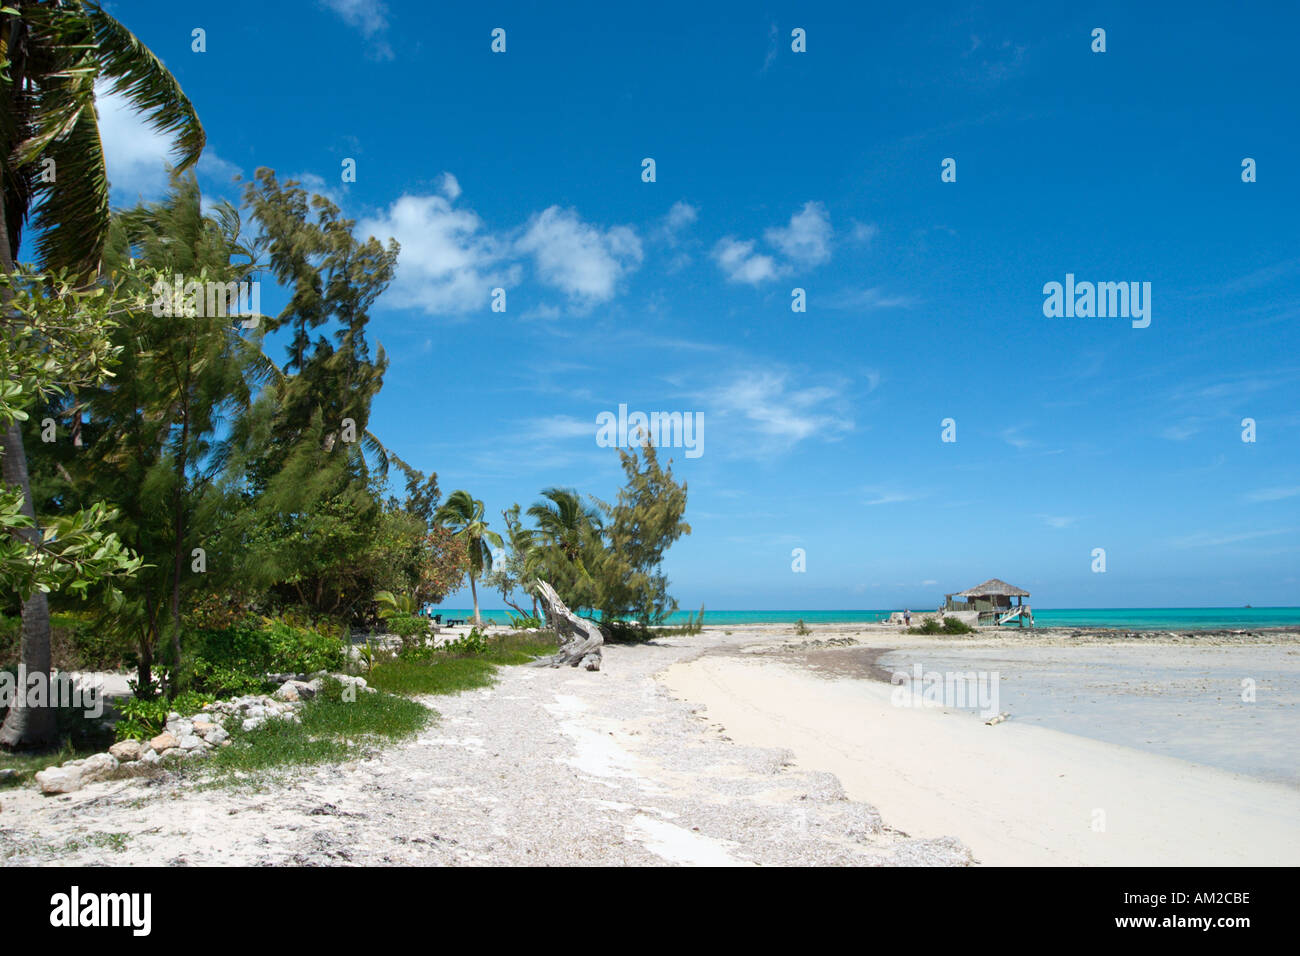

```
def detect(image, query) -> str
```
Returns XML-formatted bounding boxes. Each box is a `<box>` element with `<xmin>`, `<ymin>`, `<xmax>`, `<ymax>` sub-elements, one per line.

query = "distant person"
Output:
<box><xmin>904</xmin><ymin>609</ymin><xmax>912</xmax><ymax>626</ymax></box>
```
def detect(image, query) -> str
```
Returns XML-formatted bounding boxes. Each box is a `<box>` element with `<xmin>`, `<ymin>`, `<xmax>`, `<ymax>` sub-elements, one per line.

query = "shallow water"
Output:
<box><xmin>873</xmin><ymin>644</ymin><xmax>1300</xmax><ymax>788</ymax></box>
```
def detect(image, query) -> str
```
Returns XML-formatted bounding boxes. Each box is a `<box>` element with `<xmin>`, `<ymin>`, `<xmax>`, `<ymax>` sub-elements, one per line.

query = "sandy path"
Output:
<box><xmin>661</xmin><ymin>648</ymin><xmax>1300</xmax><ymax>866</ymax></box>
<box><xmin>0</xmin><ymin>632</ymin><xmax>969</xmax><ymax>867</ymax></box>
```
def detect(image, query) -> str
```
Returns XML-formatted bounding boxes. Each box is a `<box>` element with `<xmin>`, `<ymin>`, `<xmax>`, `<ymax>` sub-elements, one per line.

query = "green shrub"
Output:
<box><xmin>115</xmin><ymin>690</ymin><xmax>213</xmax><ymax>741</ymax></box>
<box><xmin>385</xmin><ymin>614</ymin><xmax>429</xmax><ymax>639</ymax></box>
<box><xmin>908</xmin><ymin>616</ymin><xmax>975</xmax><ymax>635</ymax></box>
<box><xmin>794</xmin><ymin>619</ymin><xmax>811</xmax><ymax>636</ymax></box>
<box><xmin>441</xmin><ymin>626</ymin><xmax>490</xmax><ymax>655</ymax></box>
<box><xmin>180</xmin><ymin>616</ymin><xmax>346</xmax><ymax>695</ymax></box>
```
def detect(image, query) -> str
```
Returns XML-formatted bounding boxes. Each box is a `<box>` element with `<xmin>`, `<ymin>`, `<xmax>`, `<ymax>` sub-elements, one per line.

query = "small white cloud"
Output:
<box><xmin>358</xmin><ymin>193</ymin><xmax>518</xmax><ymax>315</ymax></box>
<box><xmin>864</xmin><ymin>489</ymin><xmax>924</xmax><ymax>506</ymax></box>
<box><xmin>320</xmin><ymin>0</ymin><xmax>393</xmax><ymax>58</ymax></box>
<box><xmin>850</xmin><ymin>220</ymin><xmax>879</xmax><ymax>244</ymax></box>
<box><xmin>1245</xmin><ymin>486</ymin><xmax>1300</xmax><ymax>503</ymax></box>
<box><xmin>665</xmin><ymin>201</ymin><xmax>698</xmax><ymax>232</ymax></box>
<box><xmin>705</xmin><ymin>370</ymin><xmax>852</xmax><ymax>454</ymax></box>
<box><xmin>1001</xmin><ymin>426</ymin><xmax>1033</xmax><ymax>449</ymax></box>
<box><xmin>825</xmin><ymin>287</ymin><xmax>917</xmax><ymax>310</ymax></box>
<box><xmin>1037</xmin><ymin>514</ymin><xmax>1079</xmax><ymax>529</ymax></box>
<box><xmin>765</xmin><ymin>201</ymin><xmax>831</xmax><ymax>266</ymax></box>
<box><xmin>713</xmin><ymin>237</ymin><xmax>780</xmax><ymax>284</ymax></box>
<box><xmin>522</xmin><ymin>415</ymin><xmax>595</xmax><ymax>441</ymax></box>
<box><xmin>438</xmin><ymin>172</ymin><xmax>461</xmax><ymax>201</ymax></box>
<box><xmin>515</xmin><ymin>207</ymin><xmax>643</xmax><ymax>305</ymax></box>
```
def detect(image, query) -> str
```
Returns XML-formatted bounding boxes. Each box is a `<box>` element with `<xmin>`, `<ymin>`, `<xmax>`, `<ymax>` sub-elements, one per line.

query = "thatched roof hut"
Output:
<box><xmin>954</xmin><ymin>578</ymin><xmax>1030</xmax><ymax>599</ymax></box>
<box><xmin>945</xmin><ymin>579</ymin><xmax>1032</xmax><ymax>625</ymax></box>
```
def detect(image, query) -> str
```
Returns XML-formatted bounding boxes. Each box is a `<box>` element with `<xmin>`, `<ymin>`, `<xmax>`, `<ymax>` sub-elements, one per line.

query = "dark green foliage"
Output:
<box><xmin>909</xmin><ymin>617</ymin><xmax>976</xmax><ymax>635</ymax></box>
<box><xmin>114</xmin><ymin>690</ymin><xmax>213</xmax><ymax>741</ymax></box>
<box><xmin>180</xmin><ymin>617</ymin><xmax>345</xmax><ymax>696</ymax></box>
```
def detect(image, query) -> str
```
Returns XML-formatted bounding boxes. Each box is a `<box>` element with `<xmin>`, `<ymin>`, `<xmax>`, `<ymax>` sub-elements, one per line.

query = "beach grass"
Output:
<box><xmin>367</xmin><ymin>630</ymin><xmax>557</xmax><ymax>696</ymax></box>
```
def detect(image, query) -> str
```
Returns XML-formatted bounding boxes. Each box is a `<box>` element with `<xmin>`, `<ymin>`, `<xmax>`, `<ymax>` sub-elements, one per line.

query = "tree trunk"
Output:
<box><xmin>469</xmin><ymin>572</ymin><xmax>481</xmax><ymax>625</ymax></box>
<box><xmin>165</xmin><ymin>410</ymin><xmax>189</xmax><ymax>698</ymax></box>
<box><xmin>0</xmin><ymin>182</ymin><xmax>57</xmax><ymax>749</ymax></box>
<box><xmin>137</xmin><ymin>639</ymin><xmax>154</xmax><ymax>700</ymax></box>
<box><xmin>532</xmin><ymin>580</ymin><xmax>603</xmax><ymax>670</ymax></box>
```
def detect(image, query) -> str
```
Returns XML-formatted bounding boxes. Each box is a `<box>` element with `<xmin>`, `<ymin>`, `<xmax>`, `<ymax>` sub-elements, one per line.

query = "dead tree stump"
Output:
<box><xmin>533</xmin><ymin>580</ymin><xmax>603</xmax><ymax>671</ymax></box>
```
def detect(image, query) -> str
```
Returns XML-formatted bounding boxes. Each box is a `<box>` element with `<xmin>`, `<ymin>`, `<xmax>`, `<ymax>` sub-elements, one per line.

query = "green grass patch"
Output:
<box><xmin>204</xmin><ymin>678</ymin><xmax>431</xmax><ymax>776</ymax></box>
<box><xmin>368</xmin><ymin>630</ymin><xmax>556</xmax><ymax>697</ymax></box>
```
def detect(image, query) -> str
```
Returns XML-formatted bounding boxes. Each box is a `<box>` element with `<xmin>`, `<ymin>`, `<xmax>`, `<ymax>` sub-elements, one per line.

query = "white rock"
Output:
<box><xmin>179</xmin><ymin>734</ymin><xmax>205</xmax><ymax>751</ymax></box>
<box><xmin>109</xmin><ymin>740</ymin><xmax>144</xmax><ymax>762</ymax></box>
<box><xmin>241</xmin><ymin>717</ymin><xmax>265</xmax><ymax>732</ymax></box>
<box><xmin>79</xmin><ymin>753</ymin><xmax>119</xmax><ymax>783</ymax></box>
<box><xmin>205</xmin><ymin>726</ymin><xmax>230</xmax><ymax>745</ymax></box>
<box><xmin>165</xmin><ymin>718</ymin><xmax>194</xmax><ymax>738</ymax></box>
<box><xmin>35</xmin><ymin>765</ymin><xmax>83</xmax><ymax>795</ymax></box>
<box><xmin>141</xmin><ymin>749</ymin><xmax>162</xmax><ymax>766</ymax></box>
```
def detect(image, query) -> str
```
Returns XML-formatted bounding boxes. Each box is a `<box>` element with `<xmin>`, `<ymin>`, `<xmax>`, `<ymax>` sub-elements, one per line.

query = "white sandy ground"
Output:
<box><xmin>662</xmin><ymin>652</ymin><xmax>1300</xmax><ymax>866</ymax></box>
<box><xmin>2</xmin><ymin>623</ymin><xmax>1296</xmax><ymax>867</ymax></box>
<box><xmin>0</xmin><ymin>628</ymin><xmax>971</xmax><ymax>867</ymax></box>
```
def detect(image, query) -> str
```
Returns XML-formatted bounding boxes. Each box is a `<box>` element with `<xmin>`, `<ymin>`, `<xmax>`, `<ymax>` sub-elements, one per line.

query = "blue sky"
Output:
<box><xmin>84</xmin><ymin>0</ymin><xmax>1298</xmax><ymax>609</ymax></box>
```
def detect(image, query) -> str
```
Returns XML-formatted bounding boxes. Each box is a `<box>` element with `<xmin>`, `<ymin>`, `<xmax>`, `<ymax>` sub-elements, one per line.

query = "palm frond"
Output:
<box><xmin>84</xmin><ymin>2</ymin><xmax>205</xmax><ymax>169</ymax></box>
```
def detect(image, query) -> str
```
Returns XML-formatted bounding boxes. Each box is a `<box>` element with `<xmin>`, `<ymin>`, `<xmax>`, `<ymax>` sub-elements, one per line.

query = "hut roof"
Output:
<box><xmin>955</xmin><ymin>578</ymin><xmax>1030</xmax><ymax>598</ymax></box>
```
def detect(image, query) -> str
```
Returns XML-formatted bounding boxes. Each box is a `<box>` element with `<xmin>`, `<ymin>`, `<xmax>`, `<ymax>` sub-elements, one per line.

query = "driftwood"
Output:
<box><xmin>533</xmin><ymin>580</ymin><xmax>603</xmax><ymax>670</ymax></box>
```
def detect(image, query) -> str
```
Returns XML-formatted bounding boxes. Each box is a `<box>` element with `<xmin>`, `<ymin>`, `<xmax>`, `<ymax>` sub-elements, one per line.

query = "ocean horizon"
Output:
<box><xmin>431</xmin><ymin>606</ymin><xmax>1300</xmax><ymax>631</ymax></box>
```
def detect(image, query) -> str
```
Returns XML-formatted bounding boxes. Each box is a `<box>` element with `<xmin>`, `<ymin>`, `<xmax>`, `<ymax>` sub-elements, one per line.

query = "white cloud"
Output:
<box><xmin>664</xmin><ymin>201</ymin><xmax>698</xmax><ymax>233</ymax></box>
<box><xmin>515</xmin><ymin>207</ymin><xmax>642</xmax><ymax>305</ymax></box>
<box><xmin>825</xmin><ymin>287</ymin><xmax>917</xmax><ymax>310</ymax></box>
<box><xmin>1245</xmin><ymin>486</ymin><xmax>1300</xmax><ymax>503</ymax></box>
<box><xmin>320</xmin><ymin>0</ymin><xmax>393</xmax><ymax>57</ymax></box>
<box><xmin>438</xmin><ymin>172</ymin><xmax>461</xmax><ymax>201</ymax></box>
<box><xmin>522</xmin><ymin>415</ymin><xmax>595</xmax><ymax>441</ymax></box>
<box><xmin>765</xmin><ymin>201</ymin><xmax>831</xmax><ymax>266</ymax></box>
<box><xmin>96</xmin><ymin>86</ymin><xmax>175</xmax><ymax>199</ymax></box>
<box><xmin>713</xmin><ymin>237</ymin><xmax>780</xmax><ymax>284</ymax></box>
<box><xmin>358</xmin><ymin>193</ymin><xmax>518</xmax><ymax>314</ymax></box>
<box><xmin>864</xmin><ymin>489</ymin><xmax>924</xmax><ymax>506</ymax></box>
<box><xmin>712</xmin><ymin>202</ymin><xmax>833</xmax><ymax>284</ymax></box>
<box><xmin>850</xmin><ymin>220</ymin><xmax>879</xmax><ymax>244</ymax></box>
<box><xmin>98</xmin><ymin>84</ymin><xmax>240</xmax><ymax>204</ymax></box>
<box><xmin>705</xmin><ymin>370</ymin><xmax>852</xmax><ymax>454</ymax></box>
<box><xmin>1001</xmin><ymin>426</ymin><xmax>1033</xmax><ymax>449</ymax></box>
<box><xmin>1037</xmin><ymin>514</ymin><xmax>1079</xmax><ymax>528</ymax></box>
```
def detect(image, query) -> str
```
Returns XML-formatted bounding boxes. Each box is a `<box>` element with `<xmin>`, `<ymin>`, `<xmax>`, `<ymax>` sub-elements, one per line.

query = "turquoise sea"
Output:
<box><xmin>433</xmin><ymin>606</ymin><xmax>1300</xmax><ymax>630</ymax></box>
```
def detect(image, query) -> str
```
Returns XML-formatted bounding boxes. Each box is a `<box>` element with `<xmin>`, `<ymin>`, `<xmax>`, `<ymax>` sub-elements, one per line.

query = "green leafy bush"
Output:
<box><xmin>180</xmin><ymin>616</ymin><xmax>346</xmax><ymax>695</ymax></box>
<box><xmin>384</xmin><ymin>614</ymin><xmax>429</xmax><ymax>639</ymax></box>
<box><xmin>442</xmin><ymin>626</ymin><xmax>490</xmax><ymax>655</ymax></box>
<box><xmin>909</xmin><ymin>616</ymin><xmax>976</xmax><ymax>635</ymax></box>
<box><xmin>115</xmin><ymin>690</ymin><xmax>213</xmax><ymax>741</ymax></box>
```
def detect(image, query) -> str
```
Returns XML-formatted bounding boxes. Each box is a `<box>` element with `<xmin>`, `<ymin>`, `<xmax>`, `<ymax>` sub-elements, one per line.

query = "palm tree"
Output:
<box><xmin>0</xmin><ymin>1</ymin><xmax>204</xmax><ymax>747</ymax></box>
<box><xmin>434</xmin><ymin>490</ymin><xmax>502</xmax><ymax>626</ymax></box>
<box><xmin>527</xmin><ymin>487</ymin><xmax>602</xmax><ymax>564</ymax></box>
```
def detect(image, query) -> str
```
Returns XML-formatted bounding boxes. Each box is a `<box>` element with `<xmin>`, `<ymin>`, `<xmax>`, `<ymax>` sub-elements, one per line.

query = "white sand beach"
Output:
<box><xmin>3</xmin><ymin>623</ymin><xmax>1296</xmax><ymax>867</ymax></box>
<box><xmin>661</xmin><ymin>626</ymin><xmax>1300</xmax><ymax>866</ymax></box>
